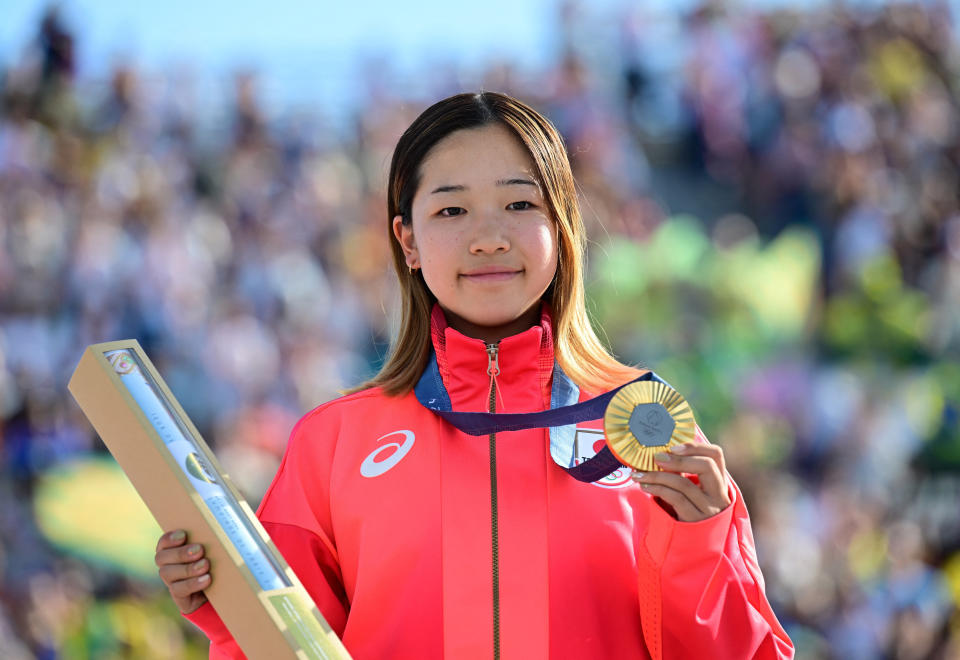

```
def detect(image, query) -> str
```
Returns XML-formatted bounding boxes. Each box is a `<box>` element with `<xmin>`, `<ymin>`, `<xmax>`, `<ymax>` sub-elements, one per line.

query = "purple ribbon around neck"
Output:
<box><xmin>414</xmin><ymin>351</ymin><xmax>666</xmax><ymax>483</ymax></box>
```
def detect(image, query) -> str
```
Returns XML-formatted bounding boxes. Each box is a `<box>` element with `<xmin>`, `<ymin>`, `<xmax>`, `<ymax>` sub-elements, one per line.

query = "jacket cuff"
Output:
<box><xmin>182</xmin><ymin>601</ymin><xmax>233</xmax><ymax>645</ymax></box>
<box><xmin>643</xmin><ymin>477</ymin><xmax>737</xmax><ymax>566</ymax></box>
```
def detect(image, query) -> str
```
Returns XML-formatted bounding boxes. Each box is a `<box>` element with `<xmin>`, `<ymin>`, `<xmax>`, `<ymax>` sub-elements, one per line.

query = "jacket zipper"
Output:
<box><xmin>486</xmin><ymin>342</ymin><xmax>501</xmax><ymax>660</ymax></box>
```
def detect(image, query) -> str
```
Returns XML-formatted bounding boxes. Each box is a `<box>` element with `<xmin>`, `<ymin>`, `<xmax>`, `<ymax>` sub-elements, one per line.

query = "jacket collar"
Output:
<box><xmin>429</xmin><ymin>303</ymin><xmax>554</xmax><ymax>414</ymax></box>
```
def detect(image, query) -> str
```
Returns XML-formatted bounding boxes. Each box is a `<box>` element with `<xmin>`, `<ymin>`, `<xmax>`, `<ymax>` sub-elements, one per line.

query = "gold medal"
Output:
<box><xmin>603</xmin><ymin>380</ymin><xmax>697</xmax><ymax>471</ymax></box>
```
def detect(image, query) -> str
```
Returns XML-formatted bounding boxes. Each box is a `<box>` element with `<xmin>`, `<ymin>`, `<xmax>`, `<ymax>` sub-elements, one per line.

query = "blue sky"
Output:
<box><xmin>2</xmin><ymin>0</ymin><xmax>565</xmax><ymax>73</ymax></box>
<box><xmin>1</xmin><ymin>0</ymin><xmax>946</xmax><ymax>74</ymax></box>
<box><xmin>2</xmin><ymin>0</ymin><xmax>951</xmax><ymax>115</ymax></box>
<box><xmin>1</xmin><ymin>0</ymin><xmax>582</xmax><ymax>113</ymax></box>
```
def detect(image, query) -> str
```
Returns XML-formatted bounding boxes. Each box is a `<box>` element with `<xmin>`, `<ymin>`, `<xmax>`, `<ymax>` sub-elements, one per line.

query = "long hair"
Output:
<box><xmin>348</xmin><ymin>91</ymin><xmax>642</xmax><ymax>396</ymax></box>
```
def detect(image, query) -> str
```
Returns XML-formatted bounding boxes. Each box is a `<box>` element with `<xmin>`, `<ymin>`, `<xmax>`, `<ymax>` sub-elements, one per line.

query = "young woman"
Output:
<box><xmin>155</xmin><ymin>92</ymin><xmax>794</xmax><ymax>659</ymax></box>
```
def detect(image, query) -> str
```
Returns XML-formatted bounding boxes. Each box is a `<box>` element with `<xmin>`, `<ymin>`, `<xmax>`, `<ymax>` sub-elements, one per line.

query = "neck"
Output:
<box><xmin>439</xmin><ymin>304</ymin><xmax>542</xmax><ymax>344</ymax></box>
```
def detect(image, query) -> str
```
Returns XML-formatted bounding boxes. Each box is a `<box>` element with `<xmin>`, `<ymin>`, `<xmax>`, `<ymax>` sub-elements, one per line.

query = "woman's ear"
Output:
<box><xmin>392</xmin><ymin>215</ymin><xmax>419</xmax><ymax>268</ymax></box>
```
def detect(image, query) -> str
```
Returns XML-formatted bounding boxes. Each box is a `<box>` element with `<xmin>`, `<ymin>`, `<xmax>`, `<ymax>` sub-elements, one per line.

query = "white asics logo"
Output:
<box><xmin>360</xmin><ymin>430</ymin><xmax>416</xmax><ymax>478</ymax></box>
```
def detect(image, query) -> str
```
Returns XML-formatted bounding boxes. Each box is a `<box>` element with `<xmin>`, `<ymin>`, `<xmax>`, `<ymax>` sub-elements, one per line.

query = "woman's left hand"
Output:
<box><xmin>631</xmin><ymin>442</ymin><xmax>732</xmax><ymax>522</ymax></box>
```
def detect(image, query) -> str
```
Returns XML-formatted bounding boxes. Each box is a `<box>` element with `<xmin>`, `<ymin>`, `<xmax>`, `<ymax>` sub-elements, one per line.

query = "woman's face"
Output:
<box><xmin>393</xmin><ymin>123</ymin><xmax>558</xmax><ymax>343</ymax></box>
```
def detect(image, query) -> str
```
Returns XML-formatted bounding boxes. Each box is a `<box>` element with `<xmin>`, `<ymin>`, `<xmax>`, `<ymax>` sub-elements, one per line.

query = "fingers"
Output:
<box><xmin>165</xmin><ymin>566</ymin><xmax>211</xmax><ymax>599</ymax></box>
<box><xmin>160</xmin><ymin>557</ymin><xmax>210</xmax><ymax>586</ymax></box>
<box><xmin>653</xmin><ymin>447</ymin><xmax>728</xmax><ymax>502</ymax></box>
<box><xmin>672</xmin><ymin>441</ymin><xmax>727</xmax><ymax>474</ymax></box>
<box><xmin>155</xmin><ymin>538</ymin><xmax>205</xmax><ymax>569</ymax></box>
<box><xmin>155</xmin><ymin>530</ymin><xmax>208</xmax><ymax>589</ymax></box>
<box><xmin>633</xmin><ymin>441</ymin><xmax>732</xmax><ymax>522</ymax></box>
<box><xmin>158</xmin><ymin>554</ymin><xmax>209</xmax><ymax>583</ymax></box>
<box><xmin>156</xmin><ymin>529</ymin><xmax>187</xmax><ymax>553</ymax></box>
<box><xmin>155</xmin><ymin>530</ymin><xmax>211</xmax><ymax>614</ymax></box>
<box><xmin>634</xmin><ymin>476</ymin><xmax>706</xmax><ymax>521</ymax></box>
<box><xmin>633</xmin><ymin>470</ymin><xmax>713</xmax><ymax>515</ymax></box>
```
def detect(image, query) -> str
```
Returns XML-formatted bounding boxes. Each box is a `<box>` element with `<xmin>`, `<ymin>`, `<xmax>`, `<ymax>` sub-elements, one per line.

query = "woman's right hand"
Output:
<box><xmin>155</xmin><ymin>529</ymin><xmax>211</xmax><ymax>614</ymax></box>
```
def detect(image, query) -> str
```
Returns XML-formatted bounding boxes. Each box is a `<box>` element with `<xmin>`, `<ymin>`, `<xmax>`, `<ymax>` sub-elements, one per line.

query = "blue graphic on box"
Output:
<box><xmin>104</xmin><ymin>349</ymin><xmax>287</xmax><ymax>591</ymax></box>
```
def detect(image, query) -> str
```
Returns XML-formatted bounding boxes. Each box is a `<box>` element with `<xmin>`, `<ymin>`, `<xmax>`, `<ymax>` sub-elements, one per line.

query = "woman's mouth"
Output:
<box><xmin>461</xmin><ymin>268</ymin><xmax>522</xmax><ymax>282</ymax></box>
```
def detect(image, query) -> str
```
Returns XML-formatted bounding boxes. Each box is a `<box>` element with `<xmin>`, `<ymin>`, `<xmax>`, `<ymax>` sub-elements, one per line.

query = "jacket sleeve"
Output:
<box><xmin>183</xmin><ymin>407</ymin><xmax>349</xmax><ymax>658</ymax></box>
<box><xmin>634</xmin><ymin>426</ymin><xmax>794</xmax><ymax>659</ymax></box>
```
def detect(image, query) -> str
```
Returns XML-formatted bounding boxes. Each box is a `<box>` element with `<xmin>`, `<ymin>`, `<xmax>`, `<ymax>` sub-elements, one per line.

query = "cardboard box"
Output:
<box><xmin>68</xmin><ymin>340</ymin><xmax>352</xmax><ymax>660</ymax></box>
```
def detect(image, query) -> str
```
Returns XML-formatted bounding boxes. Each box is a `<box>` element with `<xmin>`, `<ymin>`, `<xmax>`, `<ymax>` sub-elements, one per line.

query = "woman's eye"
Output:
<box><xmin>439</xmin><ymin>207</ymin><xmax>465</xmax><ymax>217</ymax></box>
<box><xmin>507</xmin><ymin>201</ymin><xmax>535</xmax><ymax>211</ymax></box>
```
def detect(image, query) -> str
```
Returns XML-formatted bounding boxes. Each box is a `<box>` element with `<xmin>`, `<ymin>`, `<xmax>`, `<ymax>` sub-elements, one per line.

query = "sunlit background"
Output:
<box><xmin>2</xmin><ymin>1</ymin><xmax>960</xmax><ymax>657</ymax></box>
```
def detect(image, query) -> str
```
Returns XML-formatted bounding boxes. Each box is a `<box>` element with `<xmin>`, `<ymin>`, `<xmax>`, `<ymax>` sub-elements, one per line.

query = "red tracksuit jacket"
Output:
<box><xmin>186</xmin><ymin>307</ymin><xmax>794</xmax><ymax>658</ymax></box>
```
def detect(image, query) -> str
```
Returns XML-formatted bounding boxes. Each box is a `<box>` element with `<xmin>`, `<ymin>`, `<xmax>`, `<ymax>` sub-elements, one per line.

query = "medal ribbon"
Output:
<box><xmin>414</xmin><ymin>351</ymin><xmax>667</xmax><ymax>482</ymax></box>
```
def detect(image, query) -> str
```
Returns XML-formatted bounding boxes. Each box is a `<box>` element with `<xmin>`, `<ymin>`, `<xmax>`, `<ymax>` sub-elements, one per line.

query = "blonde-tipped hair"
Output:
<box><xmin>347</xmin><ymin>92</ymin><xmax>643</xmax><ymax>396</ymax></box>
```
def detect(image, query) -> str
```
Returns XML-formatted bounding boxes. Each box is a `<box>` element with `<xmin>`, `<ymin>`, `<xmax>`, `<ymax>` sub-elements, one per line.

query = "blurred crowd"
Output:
<box><xmin>1</xmin><ymin>1</ymin><xmax>959</xmax><ymax>658</ymax></box>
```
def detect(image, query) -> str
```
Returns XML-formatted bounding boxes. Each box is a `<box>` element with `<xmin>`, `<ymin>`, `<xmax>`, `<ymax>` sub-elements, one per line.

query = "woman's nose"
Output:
<box><xmin>468</xmin><ymin>212</ymin><xmax>510</xmax><ymax>254</ymax></box>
